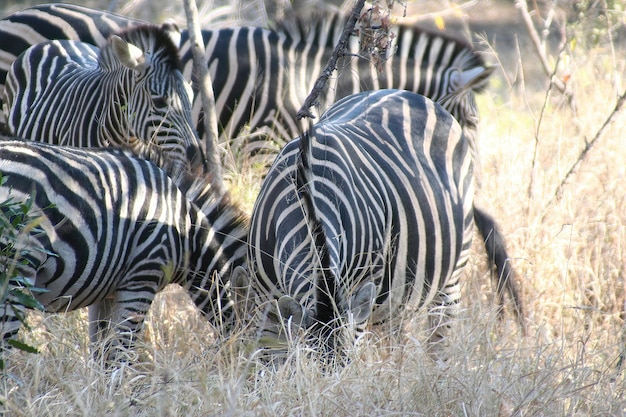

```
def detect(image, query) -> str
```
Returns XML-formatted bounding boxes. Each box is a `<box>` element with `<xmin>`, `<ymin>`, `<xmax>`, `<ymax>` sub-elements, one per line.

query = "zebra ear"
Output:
<box><xmin>349</xmin><ymin>282</ymin><xmax>377</xmax><ymax>323</ymax></box>
<box><xmin>230</xmin><ymin>265</ymin><xmax>250</xmax><ymax>300</ymax></box>
<box><xmin>161</xmin><ymin>19</ymin><xmax>182</xmax><ymax>48</ymax></box>
<box><xmin>277</xmin><ymin>295</ymin><xmax>308</xmax><ymax>328</ymax></box>
<box><xmin>454</xmin><ymin>65</ymin><xmax>496</xmax><ymax>92</ymax></box>
<box><xmin>111</xmin><ymin>35</ymin><xmax>148</xmax><ymax>73</ymax></box>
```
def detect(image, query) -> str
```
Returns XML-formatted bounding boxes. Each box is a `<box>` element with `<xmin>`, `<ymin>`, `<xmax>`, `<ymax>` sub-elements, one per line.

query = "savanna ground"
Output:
<box><xmin>0</xmin><ymin>0</ymin><xmax>625</xmax><ymax>415</ymax></box>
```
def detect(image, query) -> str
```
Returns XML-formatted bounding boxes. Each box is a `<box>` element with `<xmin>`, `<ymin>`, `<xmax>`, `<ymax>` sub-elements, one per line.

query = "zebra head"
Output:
<box><xmin>104</xmin><ymin>25</ymin><xmax>207</xmax><ymax>177</ymax></box>
<box><xmin>276</xmin><ymin>281</ymin><xmax>378</xmax><ymax>358</ymax></box>
<box><xmin>232</xmin><ymin>264</ymin><xmax>377</xmax><ymax>361</ymax></box>
<box><xmin>441</xmin><ymin>64</ymin><xmax>496</xmax><ymax>131</ymax></box>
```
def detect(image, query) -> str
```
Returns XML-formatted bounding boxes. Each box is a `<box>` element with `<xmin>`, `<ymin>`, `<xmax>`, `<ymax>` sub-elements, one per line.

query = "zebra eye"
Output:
<box><xmin>152</xmin><ymin>96</ymin><xmax>169</xmax><ymax>108</ymax></box>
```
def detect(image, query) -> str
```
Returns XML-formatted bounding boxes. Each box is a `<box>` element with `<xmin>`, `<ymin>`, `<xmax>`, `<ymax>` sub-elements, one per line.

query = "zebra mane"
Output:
<box><xmin>176</xmin><ymin>172</ymin><xmax>249</xmax><ymax>227</ymax></box>
<box><xmin>296</xmin><ymin>130</ymin><xmax>337</xmax><ymax>325</ymax></box>
<box><xmin>271</xmin><ymin>7</ymin><xmax>346</xmax><ymax>44</ymax></box>
<box><xmin>102</xmin><ymin>24</ymin><xmax>183</xmax><ymax>71</ymax></box>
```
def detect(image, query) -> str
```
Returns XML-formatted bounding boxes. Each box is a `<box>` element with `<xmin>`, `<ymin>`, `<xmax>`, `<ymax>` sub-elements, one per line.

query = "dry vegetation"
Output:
<box><xmin>1</xmin><ymin>0</ymin><xmax>626</xmax><ymax>416</ymax></box>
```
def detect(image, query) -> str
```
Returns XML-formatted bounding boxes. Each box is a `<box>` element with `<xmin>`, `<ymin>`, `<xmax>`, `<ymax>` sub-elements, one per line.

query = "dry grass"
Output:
<box><xmin>2</xmin><ymin>1</ymin><xmax>626</xmax><ymax>416</ymax></box>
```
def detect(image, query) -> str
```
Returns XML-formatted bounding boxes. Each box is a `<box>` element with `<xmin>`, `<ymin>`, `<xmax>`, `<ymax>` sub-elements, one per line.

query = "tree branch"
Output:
<box><xmin>515</xmin><ymin>0</ymin><xmax>567</xmax><ymax>95</ymax></box>
<box><xmin>296</xmin><ymin>0</ymin><xmax>366</xmax><ymax>120</ymax></box>
<box><xmin>542</xmin><ymin>89</ymin><xmax>626</xmax><ymax>218</ymax></box>
<box><xmin>182</xmin><ymin>0</ymin><xmax>225</xmax><ymax>194</ymax></box>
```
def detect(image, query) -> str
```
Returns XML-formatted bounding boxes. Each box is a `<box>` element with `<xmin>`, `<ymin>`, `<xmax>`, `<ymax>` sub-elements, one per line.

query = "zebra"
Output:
<box><xmin>0</xmin><ymin>3</ymin><xmax>490</xmax><ymax>164</ymax></box>
<box><xmin>2</xmin><ymin>23</ymin><xmax>207</xmax><ymax>179</ymax></box>
<box><xmin>235</xmin><ymin>89</ymin><xmax>474</xmax><ymax>357</ymax></box>
<box><xmin>0</xmin><ymin>3</ymin><xmax>524</xmax><ymax>330</ymax></box>
<box><xmin>0</xmin><ymin>138</ymin><xmax>248</xmax><ymax>360</ymax></box>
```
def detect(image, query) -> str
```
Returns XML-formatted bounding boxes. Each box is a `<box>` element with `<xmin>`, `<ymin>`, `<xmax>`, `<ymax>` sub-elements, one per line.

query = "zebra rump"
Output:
<box><xmin>0</xmin><ymin>138</ymin><xmax>247</xmax><ymax>359</ymax></box>
<box><xmin>239</xmin><ymin>90</ymin><xmax>474</xmax><ymax>355</ymax></box>
<box><xmin>2</xmin><ymin>22</ymin><xmax>206</xmax><ymax>179</ymax></box>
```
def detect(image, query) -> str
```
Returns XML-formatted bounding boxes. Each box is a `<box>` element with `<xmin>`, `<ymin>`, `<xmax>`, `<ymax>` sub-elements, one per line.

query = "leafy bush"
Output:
<box><xmin>0</xmin><ymin>173</ymin><xmax>49</xmax><ymax>370</ymax></box>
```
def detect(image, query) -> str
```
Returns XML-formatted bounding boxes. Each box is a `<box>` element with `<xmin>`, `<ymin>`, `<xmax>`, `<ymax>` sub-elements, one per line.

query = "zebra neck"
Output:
<box><xmin>93</xmin><ymin>71</ymin><xmax>133</xmax><ymax>142</ymax></box>
<box><xmin>178</xmin><ymin>174</ymin><xmax>225</xmax><ymax>213</ymax></box>
<box><xmin>181</xmin><ymin>173</ymin><xmax>249</xmax><ymax>267</ymax></box>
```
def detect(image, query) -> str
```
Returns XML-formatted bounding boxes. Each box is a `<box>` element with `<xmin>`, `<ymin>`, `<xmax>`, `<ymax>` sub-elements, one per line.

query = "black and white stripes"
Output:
<box><xmin>2</xmin><ymin>23</ymin><xmax>206</xmax><ymax>179</ymax></box>
<box><xmin>241</xmin><ymin>90</ymin><xmax>475</xmax><ymax>353</ymax></box>
<box><xmin>0</xmin><ymin>4</ymin><xmax>491</xmax><ymax>167</ymax></box>
<box><xmin>0</xmin><ymin>4</ymin><xmax>525</xmax><ymax>350</ymax></box>
<box><xmin>0</xmin><ymin>139</ymin><xmax>247</xmax><ymax>354</ymax></box>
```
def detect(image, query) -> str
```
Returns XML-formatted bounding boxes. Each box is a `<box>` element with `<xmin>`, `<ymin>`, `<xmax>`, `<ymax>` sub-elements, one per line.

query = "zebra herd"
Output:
<box><xmin>0</xmin><ymin>3</ymin><xmax>523</xmax><ymax>363</ymax></box>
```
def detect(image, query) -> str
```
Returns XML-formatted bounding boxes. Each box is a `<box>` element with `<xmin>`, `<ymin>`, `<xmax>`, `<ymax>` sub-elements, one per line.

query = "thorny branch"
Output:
<box><xmin>515</xmin><ymin>0</ymin><xmax>576</xmax><ymax>112</ymax></box>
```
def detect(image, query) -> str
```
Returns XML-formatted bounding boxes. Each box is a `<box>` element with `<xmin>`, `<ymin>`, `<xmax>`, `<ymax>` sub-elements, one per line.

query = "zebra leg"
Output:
<box><xmin>0</xmin><ymin>258</ymin><xmax>44</xmax><ymax>363</ymax></box>
<box><xmin>0</xmin><ymin>302</ymin><xmax>22</xmax><ymax>369</ymax></box>
<box><xmin>88</xmin><ymin>298</ymin><xmax>125</xmax><ymax>362</ymax></box>
<box><xmin>92</xmin><ymin>285</ymin><xmax>158</xmax><ymax>363</ymax></box>
<box><xmin>473</xmin><ymin>206</ymin><xmax>527</xmax><ymax>335</ymax></box>
<box><xmin>425</xmin><ymin>280</ymin><xmax>462</xmax><ymax>361</ymax></box>
<box><xmin>88</xmin><ymin>297</ymin><xmax>117</xmax><ymax>345</ymax></box>
<box><xmin>0</xmin><ymin>300</ymin><xmax>24</xmax><ymax>347</ymax></box>
<box><xmin>230</xmin><ymin>265</ymin><xmax>255</xmax><ymax>324</ymax></box>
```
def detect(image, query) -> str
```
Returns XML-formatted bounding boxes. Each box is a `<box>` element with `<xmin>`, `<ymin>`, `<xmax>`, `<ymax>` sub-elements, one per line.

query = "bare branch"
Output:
<box><xmin>515</xmin><ymin>0</ymin><xmax>578</xmax><ymax>115</ymax></box>
<box><xmin>542</xmin><ymin>89</ymin><xmax>626</xmax><ymax>218</ymax></box>
<box><xmin>526</xmin><ymin>41</ymin><xmax>567</xmax><ymax>211</ymax></box>
<box><xmin>296</xmin><ymin>0</ymin><xmax>366</xmax><ymax>120</ymax></box>
<box><xmin>515</xmin><ymin>0</ymin><xmax>566</xmax><ymax>93</ymax></box>
<box><xmin>182</xmin><ymin>0</ymin><xmax>225</xmax><ymax>195</ymax></box>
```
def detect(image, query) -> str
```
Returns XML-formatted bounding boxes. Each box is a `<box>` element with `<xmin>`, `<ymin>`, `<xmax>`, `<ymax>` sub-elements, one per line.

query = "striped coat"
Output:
<box><xmin>0</xmin><ymin>139</ymin><xmax>247</xmax><ymax>357</ymax></box>
<box><xmin>240</xmin><ymin>90</ymin><xmax>474</xmax><ymax>353</ymax></box>
<box><xmin>3</xmin><ymin>24</ymin><xmax>206</xmax><ymax>178</ymax></box>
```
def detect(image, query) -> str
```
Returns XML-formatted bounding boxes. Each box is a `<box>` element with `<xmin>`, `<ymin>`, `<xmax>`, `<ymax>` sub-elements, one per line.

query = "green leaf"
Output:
<box><xmin>9</xmin><ymin>291</ymin><xmax>46</xmax><ymax>311</ymax></box>
<box><xmin>7</xmin><ymin>339</ymin><xmax>38</xmax><ymax>354</ymax></box>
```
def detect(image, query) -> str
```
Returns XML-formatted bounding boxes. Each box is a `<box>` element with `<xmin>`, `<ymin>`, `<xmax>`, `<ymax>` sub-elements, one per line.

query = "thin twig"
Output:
<box><xmin>602</xmin><ymin>0</ymin><xmax>621</xmax><ymax>95</ymax></box>
<box><xmin>515</xmin><ymin>0</ymin><xmax>566</xmax><ymax>95</ymax></box>
<box><xmin>541</xmin><ymin>89</ymin><xmax>626</xmax><ymax>219</ymax></box>
<box><xmin>296</xmin><ymin>0</ymin><xmax>366</xmax><ymax>120</ymax></box>
<box><xmin>526</xmin><ymin>43</ymin><xmax>565</xmax><ymax>213</ymax></box>
<box><xmin>182</xmin><ymin>0</ymin><xmax>225</xmax><ymax>195</ymax></box>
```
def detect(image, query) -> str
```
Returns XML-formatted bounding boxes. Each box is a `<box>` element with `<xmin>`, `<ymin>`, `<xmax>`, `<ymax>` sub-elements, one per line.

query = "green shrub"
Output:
<box><xmin>0</xmin><ymin>173</ymin><xmax>49</xmax><ymax>370</ymax></box>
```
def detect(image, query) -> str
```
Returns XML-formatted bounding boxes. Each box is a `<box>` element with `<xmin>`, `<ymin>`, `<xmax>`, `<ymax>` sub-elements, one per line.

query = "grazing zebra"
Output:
<box><xmin>0</xmin><ymin>3</ymin><xmax>523</xmax><ymax>330</ymax></box>
<box><xmin>237</xmin><ymin>89</ymin><xmax>474</xmax><ymax>356</ymax></box>
<box><xmin>0</xmin><ymin>139</ymin><xmax>248</xmax><ymax>359</ymax></box>
<box><xmin>2</xmin><ymin>23</ymin><xmax>206</xmax><ymax>179</ymax></box>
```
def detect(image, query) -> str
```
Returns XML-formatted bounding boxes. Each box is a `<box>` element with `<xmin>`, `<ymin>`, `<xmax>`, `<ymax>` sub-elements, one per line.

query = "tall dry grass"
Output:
<box><xmin>1</xmin><ymin>1</ymin><xmax>626</xmax><ymax>416</ymax></box>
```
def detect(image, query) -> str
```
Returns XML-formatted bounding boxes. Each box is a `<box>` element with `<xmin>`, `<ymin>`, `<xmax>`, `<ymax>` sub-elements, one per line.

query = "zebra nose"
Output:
<box><xmin>187</xmin><ymin>145</ymin><xmax>208</xmax><ymax>175</ymax></box>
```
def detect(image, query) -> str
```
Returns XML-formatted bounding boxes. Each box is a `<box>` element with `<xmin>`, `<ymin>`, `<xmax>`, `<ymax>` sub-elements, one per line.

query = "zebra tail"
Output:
<box><xmin>473</xmin><ymin>207</ymin><xmax>527</xmax><ymax>336</ymax></box>
<box><xmin>296</xmin><ymin>131</ymin><xmax>337</xmax><ymax>325</ymax></box>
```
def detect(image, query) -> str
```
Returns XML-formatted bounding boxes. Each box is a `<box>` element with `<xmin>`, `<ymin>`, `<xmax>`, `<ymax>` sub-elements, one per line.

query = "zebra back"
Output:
<box><xmin>245</xmin><ymin>90</ymin><xmax>474</xmax><ymax>353</ymax></box>
<box><xmin>0</xmin><ymin>4</ymin><xmax>490</xmax><ymax>165</ymax></box>
<box><xmin>2</xmin><ymin>23</ymin><xmax>206</xmax><ymax>179</ymax></box>
<box><xmin>0</xmin><ymin>3</ymin><xmax>143</xmax><ymax>118</ymax></box>
<box><xmin>183</xmin><ymin>12</ymin><xmax>493</xmax><ymax>166</ymax></box>
<box><xmin>0</xmin><ymin>138</ymin><xmax>247</xmax><ymax>351</ymax></box>
<box><xmin>272</xmin><ymin>10</ymin><xmax>493</xmax><ymax>136</ymax></box>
